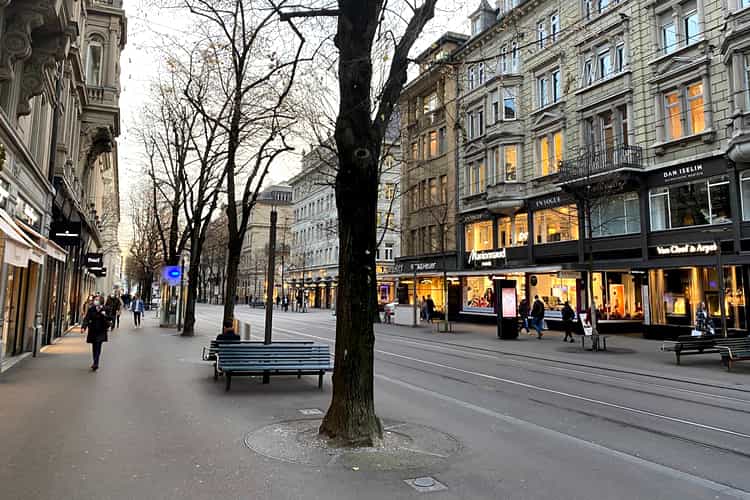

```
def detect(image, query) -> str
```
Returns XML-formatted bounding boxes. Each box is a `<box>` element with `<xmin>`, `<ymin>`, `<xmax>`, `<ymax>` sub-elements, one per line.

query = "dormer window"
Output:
<box><xmin>472</xmin><ymin>17</ymin><xmax>482</xmax><ymax>35</ymax></box>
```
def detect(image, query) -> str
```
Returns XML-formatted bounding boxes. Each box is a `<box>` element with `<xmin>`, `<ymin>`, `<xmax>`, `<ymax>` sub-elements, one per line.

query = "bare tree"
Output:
<box><xmin>282</xmin><ymin>0</ymin><xmax>439</xmax><ymax>446</ymax></box>
<box><xmin>127</xmin><ymin>182</ymin><xmax>163</xmax><ymax>304</ymax></box>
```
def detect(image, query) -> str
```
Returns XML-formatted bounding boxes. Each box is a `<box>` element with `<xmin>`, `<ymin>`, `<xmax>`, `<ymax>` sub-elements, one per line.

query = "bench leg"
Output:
<box><xmin>225</xmin><ymin>373</ymin><xmax>232</xmax><ymax>392</ymax></box>
<box><xmin>602</xmin><ymin>337</ymin><xmax>607</xmax><ymax>351</ymax></box>
<box><xmin>214</xmin><ymin>364</ymin><xmax>219</xmax><ymax>381</ymax></box>
<box><xmin>298</xmin><ymin>371</ymin><xmax>302</xmax><ymax>379</ymax></box>
<box><xmin>318</xmin><ymin>371</ymin><xmax>323</xmax><ymax>389</ymax></box>
<box><xmin>727</xmin><ymin>359</ymin><xmax>733</xmax><ymax>372</ymax></box>
<box><xmin>675</xmin><ymin>352</ymin><xmax>681</xmax><ymax>365</ymax></box>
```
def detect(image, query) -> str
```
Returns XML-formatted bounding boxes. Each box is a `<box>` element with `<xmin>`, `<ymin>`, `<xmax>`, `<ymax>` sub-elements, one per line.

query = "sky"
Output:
<box><xmin>117</xmin><ymin>1</ymin><xmax>478</xmax><ymax>249</ymax></box>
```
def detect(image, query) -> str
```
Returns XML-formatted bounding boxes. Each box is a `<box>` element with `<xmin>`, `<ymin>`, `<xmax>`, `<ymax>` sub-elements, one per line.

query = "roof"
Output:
<box><xmin>415</xmin><ymin>31</ymin><xmax>470</xmax><ymax>64</ymax></box>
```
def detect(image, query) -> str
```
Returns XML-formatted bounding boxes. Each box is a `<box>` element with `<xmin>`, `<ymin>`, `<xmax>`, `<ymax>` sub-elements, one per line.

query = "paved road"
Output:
<box><xmin>0</xmin><ymin>304</ymin><xmax>748</xmax><ymax>499</ymax></box>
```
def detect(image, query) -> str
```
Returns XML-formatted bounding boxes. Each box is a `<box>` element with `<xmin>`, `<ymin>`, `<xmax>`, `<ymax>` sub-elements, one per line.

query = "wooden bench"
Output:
<box><xmin>660</xmin><ymin>336</ymin><xmax>722</xmax><ymax>365</ymax></box>
<box><xmin>717</xmin><ymin>338</ymin><xmax>750</xmax><ymax>371</ymax></box>
<box><xmin>216</xmin><ymin>343</ymin><xmax>333</xmax><ymax>391</ymax></box>
<box><xmin>202</xmin><ymin>340</ymin><xmax>312</xmax><ymax>362</ymax></box>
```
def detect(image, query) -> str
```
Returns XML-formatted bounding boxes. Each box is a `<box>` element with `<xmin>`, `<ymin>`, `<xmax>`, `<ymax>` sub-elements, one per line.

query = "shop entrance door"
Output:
<box><xmin>3</xmin><ymin>266</ymin><xmax>29</xmax><ymax>357</ymax></box>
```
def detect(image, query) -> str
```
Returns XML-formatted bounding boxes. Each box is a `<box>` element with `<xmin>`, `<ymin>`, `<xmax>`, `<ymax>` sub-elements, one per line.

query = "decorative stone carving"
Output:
<box><xmin>16</xmin><ymin>48</ymin><xmax>56</xmax><ymax>117</ymax></box>
<box><xmin>0</xmin><ymin>11</ymin><xmax>44</xmax><ymax>81</ymax></box>
<box><xmin>79</xmin><ymin>123</ymin><xmax>113</xmax><ymax>169</ymax></box>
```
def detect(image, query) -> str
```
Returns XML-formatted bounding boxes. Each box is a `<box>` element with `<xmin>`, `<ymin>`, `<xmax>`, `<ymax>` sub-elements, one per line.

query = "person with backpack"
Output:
<box><xmin>561</xmin><ymin>301</ymin><xmax>575</xmax><ymax>343</ymax></box>
<box><xmin>531</xmin><ymin>295</ymin><xmax>545</xmax><ymax>339</ymax></box>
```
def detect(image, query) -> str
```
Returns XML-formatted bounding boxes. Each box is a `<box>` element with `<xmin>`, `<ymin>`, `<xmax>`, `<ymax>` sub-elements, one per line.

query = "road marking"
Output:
<box><xmin>376</xmin><ymin>373</ymin><xmax>750</xmax><ymax>500</ymax></box>
<box><xmin>269</xmin><ymin>325</ymin><xmax>750</xmax><ymax>440</ymax></box>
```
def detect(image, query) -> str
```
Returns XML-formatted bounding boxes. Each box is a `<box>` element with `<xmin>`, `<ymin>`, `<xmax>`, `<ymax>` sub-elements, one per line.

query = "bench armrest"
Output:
<box><xmin>660</xmin><ymin>341</ymin><xmax>678</xmax><ymax>352</ymax></box>
<box><xmin>716</xmin><ymin>345</ymin><xmax>735</xmax><ymax>358</ymax></box>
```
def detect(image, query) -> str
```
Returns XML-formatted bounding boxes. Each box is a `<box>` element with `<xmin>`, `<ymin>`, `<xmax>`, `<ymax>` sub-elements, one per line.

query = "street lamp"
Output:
<box><xmin>706</xmin><ymin>227</ymin><xmax>731</xmax><ymax>338</ymax></box>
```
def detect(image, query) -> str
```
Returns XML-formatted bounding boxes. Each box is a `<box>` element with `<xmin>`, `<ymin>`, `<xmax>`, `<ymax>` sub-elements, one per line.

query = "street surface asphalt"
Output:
<box><xmin>1</xmin><ymin>303</ymin><xmax>749</xmax><ymax>499</ymax></box>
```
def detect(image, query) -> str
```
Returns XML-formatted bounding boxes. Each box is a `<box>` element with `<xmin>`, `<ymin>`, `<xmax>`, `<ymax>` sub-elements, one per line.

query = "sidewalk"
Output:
<box><xmin>379</xmin><ymin>319</ymin><xmax>750</xmax><ymax>390</ymax></box>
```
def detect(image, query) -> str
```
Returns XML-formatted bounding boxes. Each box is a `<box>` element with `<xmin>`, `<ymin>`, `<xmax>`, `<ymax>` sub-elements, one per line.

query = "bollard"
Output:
<box><xmin>241</xmin><ymin>322</ymin><xmax>251</xmax><ymax>340</ymax></box>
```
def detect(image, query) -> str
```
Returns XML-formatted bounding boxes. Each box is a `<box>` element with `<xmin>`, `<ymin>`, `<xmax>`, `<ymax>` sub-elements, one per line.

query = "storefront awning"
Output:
<box><xmin>0</xmin><ymin>211</ymin><xmax>32</xmax><ymax>268</ymax></box>
<box><xmin>16</xmin><ymin>220</ymin><xmax>67</xmax><ymax>262</ymax></box>
<box><xmin>0</xmin><ymin>209</ymin><xmax>44</xmax><ymax>265</ymax></box>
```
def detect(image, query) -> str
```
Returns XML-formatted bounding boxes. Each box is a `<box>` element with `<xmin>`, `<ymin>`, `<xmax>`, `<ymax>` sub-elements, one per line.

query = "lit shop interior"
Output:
<box><xmin>396</xmin><ymin>276</ymin><xmax>449</xmax><ymax>318</ymax></box>
<box><xmin>647</xmin><ymin>266</ymin><xmax>746</xmax><ymax>330</ymax></box>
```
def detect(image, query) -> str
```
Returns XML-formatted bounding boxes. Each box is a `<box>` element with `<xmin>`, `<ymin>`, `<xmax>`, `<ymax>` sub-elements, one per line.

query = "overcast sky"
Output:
<box><xmin>117</xmin><ymin>1</ymin><xmax>477</xmax><ymax>247</ymax></box>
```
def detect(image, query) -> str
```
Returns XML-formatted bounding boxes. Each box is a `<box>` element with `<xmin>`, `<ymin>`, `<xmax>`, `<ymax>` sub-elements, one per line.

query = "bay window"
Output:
<box><xmin>649</xmin><ymin>176</ymin><xmax>732</xmax><ymax>230</ymax></box>
<box><xmin>503</xmin><ymin>87</ymin><xmax>517</xmax><ymax>120</ymax></box>
<box><xmin>491</xmin><ymin>90</ymin><xmax>500</xmax><ymax>123</ymax></box>
<box><xmin>741</xmin><ymin>170</ymin><xmax>750</xmax><ymax>220</ymax></box>
<box><xmin>466</xmin><ymin>160</ymin><xmax>487</xmax><ymax>195</ymax></box>
<box><xmin>490</xmin><ymin>144</ymin><xmax>520</xmax><ymax>183</ymax></box>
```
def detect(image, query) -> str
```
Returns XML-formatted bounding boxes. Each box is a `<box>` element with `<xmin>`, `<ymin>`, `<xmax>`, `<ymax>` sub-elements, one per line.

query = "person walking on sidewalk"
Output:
<box><xmin>82</xmin><ymin>294</ymin><xmax>111</xmax><ymax>371</ymax></box>
<box><xmin>531</xmin><ymin>295</ymin><xmax>545</xmax><ymax>339</ymax></box>
<box><xmin>131</xmin><ymin>293</ymin><xmax>145</xmax><ymax>328</ymax></box>
<box><xmin>518</xmin><ymin>297</ymin><xmax>530</xmax><ymax>334</ymax></box>
<box><xmin>425</xmin><ymin>295</ymin><xmax>435</xmax><ymax>323</ymax></box>
<box><xmin>561</xmin><ymin>301</ymin><xmax>575</xmax><ymax>343</ymax></box>
<box><xmin>104</xmin><ymin>293</ymin><xmax>121</xmax><ymax>330</ymax></box>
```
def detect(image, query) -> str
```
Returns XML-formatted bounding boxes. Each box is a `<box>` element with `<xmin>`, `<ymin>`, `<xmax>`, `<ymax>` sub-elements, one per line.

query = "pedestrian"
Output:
<box><xmin>282</xmin><ymin>295</ymin><xmax>289</xmax><ymax>312</ymax></box>
<box><xmin>131</xmin><ymin>293</ymin><xmax>145</xmax><ymax>328</ymax></box>
<box><xmin>303</xmin><ymin>296</ymin><xmax>309</xmax><ymax>312</ymax></box>
<box><xmin>276</xmin><ymin>295</ymin><xmax>281</xmax><ymax>309</ymax></box>
<box><xmin>561</xmin><ymin>301</ymin><xmax>575</xmax><ymax>343</ymax></box>
<box><xmin>531</xmin><ymin>295</ymin><xmax>545</xmax><ymax>339</ymax></box>
<box><xmin>695</xmin><ymin>301</ymin><xmax>711</xmax><ymax>335</ymax></box>
<box><xmin>419</xmin><ymin>296</ymin><xmax>426</xmax><ymax>322</ymax></box>
<box><xmin>518</xmin><ymin>297</ymin><xmax>530</xmax><ymax>334</ymax></box>
<box><xmin>425</xmin><ymin>295</ymin><xmax>435</xmax><ymax>323</ymax></box>
<box><xmin>81</xmin><ymin>294</ymin><xmax>111</xmax><ymax>371</ymax></box>
<box><xmin>104</xmin><ymin>293</ymin><xmax>121</xmax><ymax>329</ymax></box>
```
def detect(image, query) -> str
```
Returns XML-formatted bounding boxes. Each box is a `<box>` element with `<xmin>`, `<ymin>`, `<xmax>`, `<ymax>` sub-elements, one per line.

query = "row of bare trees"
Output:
<box><xmin>129</xmin><ymin>0</ymin><xmax>438</xmax><ymax>447</ymax></box>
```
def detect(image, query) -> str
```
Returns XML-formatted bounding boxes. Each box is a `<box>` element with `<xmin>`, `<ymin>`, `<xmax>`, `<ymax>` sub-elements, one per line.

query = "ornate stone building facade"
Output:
<box><xmin>0</xmin><ymin>0</ymin><xmax>125</xmax><ymax>367</ymax></box>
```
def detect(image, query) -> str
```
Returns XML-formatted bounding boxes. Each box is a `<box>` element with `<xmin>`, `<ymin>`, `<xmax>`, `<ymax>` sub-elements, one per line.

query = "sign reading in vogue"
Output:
<box><xmin>656</xmin><ymin>242</ymin><xmax>718</xmax><ymax>256</ymax></box>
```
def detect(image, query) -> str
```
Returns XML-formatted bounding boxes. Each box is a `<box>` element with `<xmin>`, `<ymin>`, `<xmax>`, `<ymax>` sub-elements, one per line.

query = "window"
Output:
<box><xmin>504</xmin><ymin>144</ymin><xmax>518</xmax><ymax>182</ymax></box>
<box><xmin>467</xmin><ymin>160</ymin><xmax>487</xmax><ymax>195</ymax></box>
<box><xmin>661</xmin><ymin>18</ymin><xmax>677</xmax><ymax>54</ymax></box>
<box><xmin>665</xmin><ymin>90</ymin><xmax>683</xmax><ymax>140</ymax></box>
<box><xmin>686</xmin><ymin>82</ymin><xmax>705</xmax><ymax>134</ymax></box>
<box><xmin>745</xmin><ymin>55</ymin><xmax>750</xmax><ymax>108</ymax></box>
<box><xmin>684</xmin><ymin>8</ymin><xmax>700</xmax><ymax>45</ymax></box>
<box><xmin>498</xmin><ymin>213</ymin><xmax>528</xmax><ymax>247</ymax></box>
<box><xmin>590</xmin><ymin>193</ymin><xmax>640</xmax><ymax>237</ymax></box>
<box><xmin>491</xmin><ymin>146</ymin><xmax>501</xmax><ymax>184</ymax></box>
<box><xmin>552</xmin><ymin>69</ymin><xmax>561</xmax><ymax>102</ymax></box>
<box><xmin>499</xmin><ymin>46</ymin><xmax>508</xmax><ymax>74</ymax></box>
<box><xmin>550</xmin><ymin>13</ymin><xmax>559</xmax><ymax>43</ymax></box>
<box><xmin>491</xmin><ymin>90</ymin><xmax>500</xmax><ymax>123</ymax></box>
<box><xmin>467</xmin><ymin>111</ymin><xmax>475</xmax><ymax>139</ymax></box>
<box><xmin>539</xmin><ymin>136</ymin><xmax>550</xmax><ymax>175</ymax></box>
<box><xmin>440</xmin><ymin>175</ymin><xmax>448</xmax><ymax>203</ymax></box>
<box><xmin>649</xmin><ymin>176</ymin><xmax>732</xmax><ymax>230</ymax></box>
<box><xmin>465</xmin><ymin>220</ymin><xmax>494</xmax><ymax>252</ymax></box>
<box><xmin>383</xmin><ymin>183</ymin><xmax>396</xmax><ymax>200</ymax></box>
<box><xmin>663</xmin><ymin>82</ymin><xmax>706</xmax><ymax>140</ymax></box>
<box><xmin>616</xmin><ymin>44</ymin><xmax>626</xmax><ymax>72</ymax></box>
<box><xmin>478</xmin><ymin>63</ymin><xmax>485</xmax><ymax>86</ymax></box>
<box><xmin>511</xmin><ymin>42</ymin><xmax>519</xmax><ymax>73</ymax></box>
<box><xmin>429</xmin><ymin>130</ymin><xmax>438</xmax><ymax>157</ymax></box>
<box><xmin>472</xmin><ymin>17</ymin><xmax>482</xmax><ymax>36</ymax></box>
<box><xmin>503</xmin><ymin>87</ymin><xmax>517</xmax><ymax>120</ymax></box>
<box><xmin>537</xmin><ymin>20</ymin><xmax>547</xmax><ymax>49</ymax></box>
<box><xmin>86</xmin><ymin>41</ymin><xmax>103</xmax><ymax>86</ymax></box>
<box><xmin>539</xmin><ymin>131</ymin><xmax>562</xmax><ymax>176</ymax></box>
<box><xmin>423</xmin><ymin>92</ymin><xmax>438</xmax><ymax>114</ymax></box>
<box><xmin>741</xmin><ymin>170</ymin><xmax>750</xmax><ymax>220</ymax></box>
<box><xmin>538</xmin><ymin>76</ymin><xmax>549</xmax><ymax>107</ymax></box>
<box><xmin>429</xmin><ymin>178</ymin><xmax>438</xmax><ymax>204</ymax></box>
<box><xmin>438</xmin><ymin>127</ymin><xmax>446</xmax><ymax>154</ymax></box>
<box><xmin>411</xmin><ymin>142</ymin><xmax>418</xmax><ymax>160</ymax></box>
<box><xmin>385</xmin><ymin>243</ymin><xmax>394</xmax><ymax>260</ymax></box>
<box><xmin>533</xmin><ymin>205</ymin><xmax>579</xmax><ymax>244</ymax></box>
<box><xmin>598</xmin><ymin>48</ymin><xmax>612</xmax><ymax>79</ymax></box>
<box><xmin>583</xmin><ymin>58</ymin><xmax>593</xmax><ymax>86</ymax></box>
<box><xmin>468</xmin><ymin>66</ymin><xmax>476</xmax><ymax>91</ymax></box>
<box><xmin>742</xmin><ymin>0</ymin><xmax>750</xmax><ymax>9</ymax></box>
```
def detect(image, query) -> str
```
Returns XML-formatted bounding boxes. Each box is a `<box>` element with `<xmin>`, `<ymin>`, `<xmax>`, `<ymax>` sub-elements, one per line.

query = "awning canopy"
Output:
<box><xmin>0</xmin><ymin>209</ymin><xmax>46</xmax><ymax>266</ymax></box>
<box><xmin>0</xmin><ymin>210</ymin><xmax>31</xmax><ymax>268</ymax></box>
<box><xmin>16</xmin><ymin>220</ymin><xmax>68</xmax><ymax>262</ymax></box>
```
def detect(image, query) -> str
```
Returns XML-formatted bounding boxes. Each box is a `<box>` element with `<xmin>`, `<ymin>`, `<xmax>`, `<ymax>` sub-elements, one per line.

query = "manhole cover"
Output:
<box><xmin>404</xmin><ymin>476</ymin><xmax>447</xmax><ymax>493</ymax></box>
<box><xmin>298</xmin><ymin>408</ymin><xmax>324</xmax><ymax>416</ymax></box>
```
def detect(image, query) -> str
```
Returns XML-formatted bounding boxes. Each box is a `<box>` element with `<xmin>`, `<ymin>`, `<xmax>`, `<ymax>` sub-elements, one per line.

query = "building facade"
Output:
<box><xmin>395</xmin><ymin>0</ymin><xmax>750</xmax><ymax>337</ymax></box>
<box><xmin>237</xmin><ymin>185</ymin><xmax>293</xmax><ymax>304</ymax></box>
<box><xmin>0</xmin><ymin>0</ymin><xmax>125</xmax><ymax>367</ymax></box>
<box><xmin>396</xmin><ymin>32</ymin><xmax>468</xmax><ymax>319</ymax></box>
<box><xmin>289</xmin><ymin>141</ymin><xmax>401</xmax><ymax>309</ymax></box>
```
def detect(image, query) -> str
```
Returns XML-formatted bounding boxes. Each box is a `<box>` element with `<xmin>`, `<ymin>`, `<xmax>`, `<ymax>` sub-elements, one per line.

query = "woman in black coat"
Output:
<box><xmin>82</xmin><ymin>295</ymin><xmax>111</xmax><ymax>371</ymax></box>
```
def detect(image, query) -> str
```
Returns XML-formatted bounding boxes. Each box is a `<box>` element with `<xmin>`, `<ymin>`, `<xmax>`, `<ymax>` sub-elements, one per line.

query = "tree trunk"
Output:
<box><xmin>182</xmin><ymin>236</ymin><xmax>205</xmax><ymax>336</ymax></box>
<box><xmin>222</xmin><ymin>238</ymin><xmax>242</xmax><ymax>322</ymax></box>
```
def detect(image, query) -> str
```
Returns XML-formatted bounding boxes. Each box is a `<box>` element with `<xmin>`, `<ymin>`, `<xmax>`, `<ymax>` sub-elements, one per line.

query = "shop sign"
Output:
<box><xmin>655</xmin><ymin>242</ymin><xmax>718</xmax><ymax>256</ymax></box>
<box><xmin>468</xmin><ymin>248</ymin><xmax>506</xmax><ymax>265</ymax></box>
<box><xmin>84</xmin><ymin>252</ymin><xmax>103</xmax><ymax>268</ymax></box>
<box><xmin>649</xmin><ymin>157</ymin><xmax>726</xmax><ymax>186</ymax></box>
<box><xmin>529</xmin><ymin>192</ymin><xmax>574</xmax><ymax>211</ymax></box>
<box><xmin>557</xmin><ymin>271</ymin><xmax>581</xmax><ymax>279</ymax></box>
<box><xmin>394</xmin><ymin>262</ymin><xmax>438</xmax><ymax>273</ymax></box>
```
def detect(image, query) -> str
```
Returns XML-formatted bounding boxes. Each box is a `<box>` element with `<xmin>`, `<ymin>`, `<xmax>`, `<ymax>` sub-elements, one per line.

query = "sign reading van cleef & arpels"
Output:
<box><xmin>654</xmin><ymin>242</ymin><xmax>718</xmax><ymax>256</ymax></box>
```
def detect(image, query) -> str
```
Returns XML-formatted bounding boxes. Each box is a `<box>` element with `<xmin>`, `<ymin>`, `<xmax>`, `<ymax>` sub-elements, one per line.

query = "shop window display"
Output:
<box><xmin>648</xmin><ymin>267</ymin><xmax>746</xmax><ymax>329</ymax></box>
<box><xmin>464</xmin><ymin>276</ymin><xmax>495</xmax><ymax>313</ymax></box>
<box><xmin>649</xmin><ymin>176</ymin><xmax>731</xmax><ymax>230</ymax></box>
<box><xmin>533</xmin><ymin>205</ymin><xmax>579</xmax><ymax>244</ymax></box>
<box><xmin>591</xmin><ymin>272</ymin><xmax>643</xmax><ymax>320</ymax></box>
<box><xmin>590</xmin><ymin>193</ymin><xmax>640</xmax><ymax>237</ymax></box>
<box><xmin>528</xmin><ymin>274</ymin><xmax>577</xmax><ymax>313</ymax></box>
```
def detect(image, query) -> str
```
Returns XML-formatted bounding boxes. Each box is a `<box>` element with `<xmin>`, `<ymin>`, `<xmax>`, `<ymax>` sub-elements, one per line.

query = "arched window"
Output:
<box><xmin>86</xmin><ymin>38</ymin><xmax>104</xmax><ymax>86</ymax></box>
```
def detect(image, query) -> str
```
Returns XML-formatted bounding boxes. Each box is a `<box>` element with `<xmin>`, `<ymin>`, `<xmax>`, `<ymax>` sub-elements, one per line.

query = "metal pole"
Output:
<box><xmin>263</xmin><ymin>209</ymin><xmax>278</xmax><ymax>384</ymax></box>
<box><xmin>177</xmin><ymin>255</ymin><xmax>184</xmax><ymax>331</ymax></box>
<box><xmin>412</xmin><ymin>269</ymin><xmax>418</xmax><ymax>327</ymax></box>
<box><xmin>717</xmin><ymin>238</ymin><xmax>727</xmax><ymax>338</ymax></box>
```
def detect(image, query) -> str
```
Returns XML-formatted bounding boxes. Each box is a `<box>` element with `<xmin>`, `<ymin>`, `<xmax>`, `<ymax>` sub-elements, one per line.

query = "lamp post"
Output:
<box><xmin>707</xmin><ymin>227</ymin><xmax>730</xmax><ymax>338</ymax></box>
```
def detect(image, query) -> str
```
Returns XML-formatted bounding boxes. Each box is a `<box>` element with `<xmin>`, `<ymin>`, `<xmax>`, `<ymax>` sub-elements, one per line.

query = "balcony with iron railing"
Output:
<box><xmin>559</xmin><ymin>143</ymin><xmax>644</xmax><ymax>184</ymax></box>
